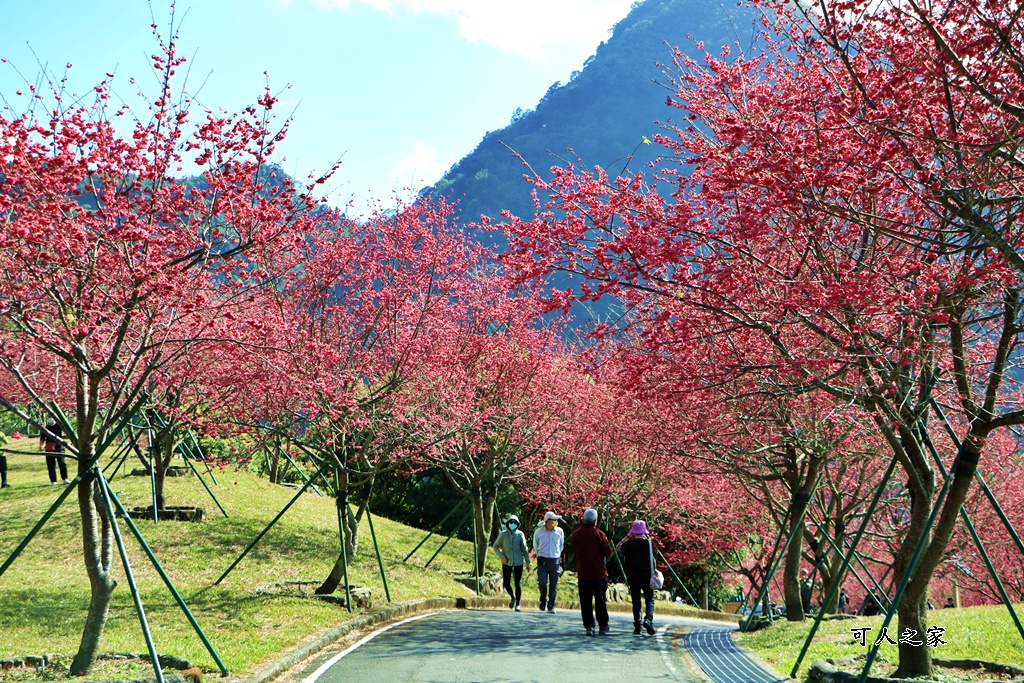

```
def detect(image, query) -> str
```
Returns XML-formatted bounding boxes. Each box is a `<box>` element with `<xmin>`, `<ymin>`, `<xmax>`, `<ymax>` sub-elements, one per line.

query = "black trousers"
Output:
<box><xmin>578</xmin><ymin>577</ymin><xmax>609</xmax><ymax>629</ymax></box>
<box><xmin>501</xmin><ymin>564</ymin><xmax>524</xmax><ymax>603</ymax></box>
<box><xmin>629</xmin><ymin>581</ymin><xmax>654</xmax><ymax>625</ymax></box>
<box><xmin>0</xmin><ymin>454</ymin><xmax>7</xmax><ymax>485</ymax></box>
<box><xmin>46</xmin><ymin>455</ymin><xmax>68</xmax><ymax>483</ymax></box>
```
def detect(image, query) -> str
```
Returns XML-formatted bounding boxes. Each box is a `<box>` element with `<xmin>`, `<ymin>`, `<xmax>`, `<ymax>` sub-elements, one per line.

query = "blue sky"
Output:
<box><xmin>0</xmin><ymin>0</ymin><xmax>636</xmax><ymax>211</ymax></box>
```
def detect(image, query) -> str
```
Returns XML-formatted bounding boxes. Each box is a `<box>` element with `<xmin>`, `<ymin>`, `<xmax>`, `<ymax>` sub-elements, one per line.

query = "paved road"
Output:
<box><xmin>296</xmin><ymin>608</ymin><xmax>784</xmax><ymax>683</ymax></box>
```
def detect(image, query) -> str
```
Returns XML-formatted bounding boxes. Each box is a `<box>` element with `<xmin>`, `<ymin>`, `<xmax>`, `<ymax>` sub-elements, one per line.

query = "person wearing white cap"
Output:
<box><xmin>534</xmin><ymin>511</ymin><xmax>564</xmax><ymax>612</ymax></box>
<box><xmin>617</xmin><ymin>519</ymin><xmax>657</xmax><ymax>635</ymax></box>
<box><xmin>492</xmin><ymin>514</ymin><xmax>531</xmax><ymax>611</ymax></box>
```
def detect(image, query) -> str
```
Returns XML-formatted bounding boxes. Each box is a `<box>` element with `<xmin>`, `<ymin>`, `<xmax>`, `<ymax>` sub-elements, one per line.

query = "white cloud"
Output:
<box><xmin>393</xmin><ymin>140</ymin><xmax>449</xmax><ymax>190</ymax></box>
<box><xmin>311</xmin><ymin>0</ymin><xmax>636</xmax><ymax>62</ymax></box>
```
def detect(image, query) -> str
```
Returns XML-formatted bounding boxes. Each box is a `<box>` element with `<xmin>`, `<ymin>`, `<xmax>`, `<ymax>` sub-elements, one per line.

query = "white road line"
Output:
<box><xmin>300</xmin><ymin>612</ymin><xmax>438</xmax><ymax>683</ymax></box>
<box><xmin>656</xmin><ymin>625</ymin><xmax>685</xmax><ymax>681</ymax></box>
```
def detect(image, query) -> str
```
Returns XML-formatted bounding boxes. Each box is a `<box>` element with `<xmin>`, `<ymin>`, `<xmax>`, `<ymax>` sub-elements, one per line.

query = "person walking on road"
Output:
<box><xmin>618</xmin><ymin>519</ymin><xmax>657</xmax><ymax>635</ymax></box>
<box><xmin>493</xmin><ymin>514</ymin><xmax>531</xmax><ymax>611</ymax></box>
<box><xmin>534</xmin><ymin>511</ymin><xmax>565</xmax><ymax>613</ymax></box>
<box><xmin>570</xmin><ymin>507</ymin><xmax>613</xmax><ymax>636</ymax></box>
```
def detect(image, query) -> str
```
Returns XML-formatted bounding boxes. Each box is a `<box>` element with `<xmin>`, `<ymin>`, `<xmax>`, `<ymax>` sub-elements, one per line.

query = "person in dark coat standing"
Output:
<box><xmin>617</xmin><ymin>519</ymin><xmax>657</xmax><ymax>635</ymax></box>
<box><xmin>39</xmin><ymin>419</ymin><xmax>69</xmax><ymax>485</ymax></box>
<box><xmin>0</xmin><ymin>429</ymin><xmax>10</xmax><ymax>488</ymax></box>
<box><xmin>570</xmin><ymin>508</ymin><xmax>613</xmax><ymax>636</ymax></box>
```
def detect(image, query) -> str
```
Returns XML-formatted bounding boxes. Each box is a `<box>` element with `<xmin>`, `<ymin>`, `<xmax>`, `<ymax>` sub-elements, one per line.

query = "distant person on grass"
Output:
<box><xmin>0</xmin><ymin>429</ymin><xmax>9</xmax><ymax>489</ymax></box>
<box><xmin>617</xmin><ymin>519</ymin><xmax>657</xmax><ymax>635</ymax></box>
<box><xmin>570</xmin><ymin>507</ymin><xmax>613</xmax><ymax>636</ymax></box>
<box><xmin>492</xmin><ymin>514</ymin><xmax>531</xmax><ymax>611</ymax></box>
<box><xmin>534</xmin><ymin>511</ymin><xmax>565</xmax><ymax>613</ymax></box>
<box><xmin>800</xmin><ymin>569</ymin><xmax>814</xmax><ymax>614</ymax></box>
<box><xmin>40</xmin><ymin>419</ymin><xmax>69</xmax><ymax>485</ymax></box>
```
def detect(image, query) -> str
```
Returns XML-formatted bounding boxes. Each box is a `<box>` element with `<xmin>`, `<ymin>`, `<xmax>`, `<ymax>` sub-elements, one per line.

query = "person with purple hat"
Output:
<box><xmin>534</xmin><ymin>510</ymin><xmax>565</xmax><ymax>612</ymax></box>
<box><xmin>617</xmin><ymin>519</ymin><xmax>657</xmax><ymax>635</ymax></box>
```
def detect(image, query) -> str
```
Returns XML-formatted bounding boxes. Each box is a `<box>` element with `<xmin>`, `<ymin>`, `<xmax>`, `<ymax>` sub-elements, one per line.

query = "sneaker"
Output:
<box><xmin>547</xmin><ymin>607</ymin><xmax>555</xmax><ymax>613</ymax></box>
<box><xmin>514</xmin><ymin>604</ymin><xmax>522</xmax><ymax>612</ymax></box>
<box><xmin>509</xmin><ymin>597</ymin><xmax>516</xmax><ymax>609</ymax></box>
<box><xmin>50</xmin><ymin>482</ymin><xmax>56</xmax><ymax>486</ymax></box>
<box><xmin>644</xmin><ymin>619</ymin><xmax>656</xmax><ymax>635</ymax></box>
<box><xmin>633</xmin><ymin>624</ymin><xmax>641</xmax><ymax>635</ymax></box>
<box><xmin>539</xmin><ymin>603</ymin><xmax>546</xmax><ymax>612</ymax></box>
<box><xmin>586</xmin><ymin>628</ymin><xmax>596</xmax><ymax>637</ymax></box>
<box><xmin>1</xmin><ymin>483</ymin><xmax>11</xmax><ymax>489</ymax></box>
<box><xmin>62</xmin><ymin>479</ymin><xmax>70</xmax><ymax>484</ymax></box>
<box><xmin>599</xmin><ymin>625</ymin><xmax>609</xmax><ymax>636</ymax></box>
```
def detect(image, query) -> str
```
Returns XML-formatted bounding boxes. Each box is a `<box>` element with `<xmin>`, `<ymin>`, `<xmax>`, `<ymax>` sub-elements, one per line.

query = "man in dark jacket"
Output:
<box><xmin>570</xmin><ymin>507</ymin><xmax>613</xmax><ymax>636</ymax></box>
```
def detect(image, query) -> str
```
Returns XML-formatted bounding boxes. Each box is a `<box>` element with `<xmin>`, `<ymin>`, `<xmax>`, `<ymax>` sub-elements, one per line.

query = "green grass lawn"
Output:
<box><xmin>0</xmin><ymin>437</ymin><xmax>504</xmax><ymax>680</ymax></box>
<box><xmin>737</xmin><ymin>605</ymin><xmax>1024</xmax><ymax>679</ymax></box>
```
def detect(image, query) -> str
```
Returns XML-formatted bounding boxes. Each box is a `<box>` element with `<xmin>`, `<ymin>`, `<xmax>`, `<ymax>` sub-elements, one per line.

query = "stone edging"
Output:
<box><xmin>236</xmin><ymin>596</ymin><xmax>741</xmax><ymax>683</ymax></box>
<box><xmin>808</xmin><ymin>658</ymin><xmax>1024</xmax><ymax>683</ymax></box>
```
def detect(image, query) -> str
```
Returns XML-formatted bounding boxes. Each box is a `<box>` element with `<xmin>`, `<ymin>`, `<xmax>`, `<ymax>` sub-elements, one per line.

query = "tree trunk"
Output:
<box><xmin>893</xmin><ymin>591</ymin><xmax>931</xmax><ymax>678</ymax></box>
<box><xmin>70</xmin><ymin>449</ymin><xmax>116</xmax><ymax>675</ymax></box>
<box><xmin>784</xmin><ymin>493</ymin><xmax>809</xmax><ymax>620</ymax></box>
<box><xmin>154</xmin><ymin>432</ymin><xmax>173</xmax><ymax>511</ymax></box>
<box><xmin>471</xmin><ymin>488</ymin><xmax>496</xmax><ymax>576</ymax></box>
<box><xmin>316</xmin><ymin>469</ymin><xmax>359</xmax><ymax>595</ymax></box>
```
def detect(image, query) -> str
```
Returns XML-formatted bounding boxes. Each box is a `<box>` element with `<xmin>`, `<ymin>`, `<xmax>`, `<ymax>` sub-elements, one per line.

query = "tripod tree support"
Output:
<box><xmin>214</xmin><ymin>457</ymin><xmax>334</xmax><ymax>586</ymax></box>
<box><xmin>101</xmin><ymin>474</ymin><xmax>229</xmax><ymax>675</ymax></box>
<box><xmin>790</xmin><ymin>453</ymin><xmax>900</xmax><ymax>677</ymax></box>
<box><xmin>403</xmin><ymin>494</ymin><xmax>471</xmax><ymax>563</ymax></box>
<box><xmin>333</xmin><ymin>469</ymin><xmax>353</xmax><ymax>613</ymax></box>
<box><xmin>424</xmin><ymin>508</ymin><xmax>473</xmax><ymax>570</ymax></box>
<box><xmin>365</xmin><ymin>508</ymin><xmax>391</xmax><ymax>603</ymax></box>
<box><xmin>916</xmin><ymin>421</ymin><xmax>1024</xmax><ymax>645</ymax></box>
<box><xmin>742</xmin><ymin>482</ymin><xmax>821</xmax><ymax>632</ymax></box>
<box><xmin>96</xmin><ymin>469</ymin><xmax>165</xmax><ymax>683</ymax></box>
<box><xmin>655</xmin><ymin>548</ymin><xmax>699</xmax><ymax>606</ymax></box>
<box><xmin>856</xmin><ymin>446</ymin><xmax>960</xmax><ymax>683</ymax></box>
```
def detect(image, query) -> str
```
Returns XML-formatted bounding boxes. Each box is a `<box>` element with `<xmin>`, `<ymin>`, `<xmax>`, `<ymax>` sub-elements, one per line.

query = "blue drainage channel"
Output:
<box><xmin>683</xmin><ymin>627</ymin><xmax>786</xmax><ymax>683</ymax></box>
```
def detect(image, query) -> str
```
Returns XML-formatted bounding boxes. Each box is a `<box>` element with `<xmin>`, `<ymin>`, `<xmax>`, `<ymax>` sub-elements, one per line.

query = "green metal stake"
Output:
<box><xmin>334</xmin><ymin>469</ymin><xmax>353</xmax><ymax>613</ymax></box>
<box><xmin>286</xmin><ymin>443</ymin><xmax>338</xmax><ymax>497</ymax></box>
<box><xmin>736</xmin><ymin>505</ymin><xmax>793</xmax><ymax>623</ymax></box>
<box><xmin>857</xmin><ymin>452</ymin><xmax>959</xmax><ymax>683</ymax></box>
<box><xmin>790</xmin><ymin>454</ymin><xmax>900</xmax><ymax>677</ymax></box>
<box><xmin>803</xmin><ymin>510</ymin><xmax>893</xmax><ymax>605</ymax></box>
<box><xmin>655</xmin><ymin>548</ymin><xmax>699</xmax><ymax>606</ymax></box>
<box><xmin>602</xmin><ymin>512</ymin><xmax>628</xmax><ymax>585</ymax></box>
<box><xmin>103</xmin><ymin>434</ymin><xmax>135</xmax><ymax>478</ymax></box>
<box><xmin>404</xmin><ymin>495</ymin><xmax>471</xmax><ymax>563</ymax></box>
<box><xmin>917</xmin><ymin>422</ymin><xmax>1024</xmax><ymax>645</ymax></box>
<box><xmin>472</xmin><ymin>506</ymin><xmax>480</xmax><ymax>596</ymax></box>
<box><xmin>279</xmin><ymin>449</ymin><xmax>324</xmax><ymax>497</ymax></box>
<box><xmin>95</xmin><ymin>470</ymin><xmax>165</xmax><ymax>683</ymax></box>
<box><xmin>365</xmin><ymin>508</ymin><xmax>391</xmax><ymax>603</ymax></box>
<box><xmin>184</xmin><ymin>431</ymin><xmax>219</xmax><ymax>485</ymax></box>
<box><xmin>214</xmin><ymin>458</ymin><xmax>334</xmax><ymax>585</ymax></box>
<box><xmin>930</xmin><ymin>399</ymin><xmax>1024</xmax><ymax>559</ymax></box>
<box><xmin>102</xmin><ymin>477</ymin><xmax>229</xmax><ymax>675</ymax></box>
<box><xmin>0</xmin><ymin>474</ymin><xmax>83</xmax><ymax>578</ymax></box>
<box><xmin>424</xmin><ymin>509</ymin><xmax>474</xmax><ymax>569</ymax></box>
<box><xmin>743</xmin><ymin>492</ymin><xmax>816</xmax><ymax>632</ymax></box>
<box><xmin>0</xmin><ymin>396</ymin><xmax>142</xmax><ymax>577</ymax></box>
<box><xmin>179</xmin><ymin>448</ymin><xmax>229</xmax><ymax>518</ymax></box>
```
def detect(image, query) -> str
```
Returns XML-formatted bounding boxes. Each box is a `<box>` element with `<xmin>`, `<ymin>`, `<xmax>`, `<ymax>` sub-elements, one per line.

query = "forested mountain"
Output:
<box><xmin>430</xmin><ymin>0</ymin><xmax>760</xmax><ymax>226</ymax></box>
